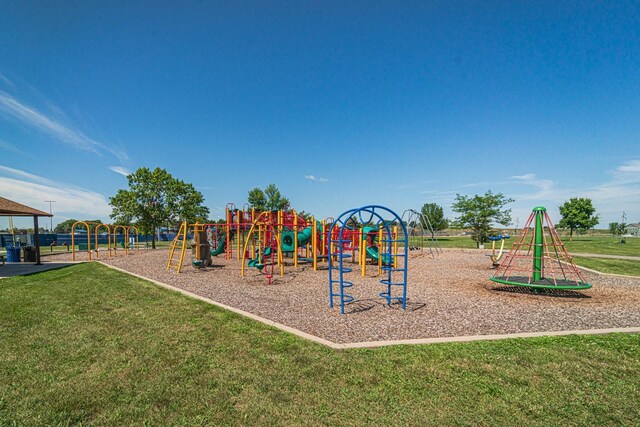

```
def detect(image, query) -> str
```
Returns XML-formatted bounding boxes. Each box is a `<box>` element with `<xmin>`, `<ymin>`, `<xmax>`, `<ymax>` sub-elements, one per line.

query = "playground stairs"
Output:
<box><xmin>328</xmin><ymin>238</ymin><xmax>355</xmax><ymax>314</ymax></box>
<box><xmin>167</xmin><ymin>221</ymin><xmax>188</xmax><ymax>273</ymax></box>
<box><xmin>378</xmin><ymin>237</ymin><xmax>408</xmax><ymax>305</ymax></box>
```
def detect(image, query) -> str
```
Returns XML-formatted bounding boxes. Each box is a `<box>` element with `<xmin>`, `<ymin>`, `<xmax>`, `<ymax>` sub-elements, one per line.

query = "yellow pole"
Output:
<box><xmin>237</xmin><ymin>209</ymin><xmax>241</xmax><ymax>260</ymax></box>
<box><xmin>241</xmin><ymin>212</ymin><xmax>264</xmax><ymax>278</ymax></box>
<box><xmin>312</xmin><ymin>217</ymin><xmax>317</xmax><ymax>271</ymax></box>
<box><xmin>195</xmin><ymin>222</ymin><xmax>201</xmax><ymax>261</ymax></box>
<box><xmin>276</xmin><ymin>225</ymin><xmax>284</xmax><ymax>276</ymax></box>
<box><xmin>277</xmin><ymin>210</ymin><xmax>282</xmax><ymax>268</ymax></box>
<box><xmin>393</xmin><ymin>226</ymin><xmax>399</xmax><ymax>269</ymax></box>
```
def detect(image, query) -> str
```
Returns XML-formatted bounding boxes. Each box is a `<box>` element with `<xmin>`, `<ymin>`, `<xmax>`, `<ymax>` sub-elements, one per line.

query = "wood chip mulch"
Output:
<box><xmin>48</xmin><ymin>248</ymin><xmax>640</xmax><ymax>344</ymax></box>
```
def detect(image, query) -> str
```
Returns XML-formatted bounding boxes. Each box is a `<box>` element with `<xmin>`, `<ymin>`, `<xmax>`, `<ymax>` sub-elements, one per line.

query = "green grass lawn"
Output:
<box><xmin>1</xmin><ymin>264</ymin><xmax>640</xmax><ymax>425</ymax></box>
<box><xmin>412</xmin><ymin>236</ymin><xmax>480</xmax><ymax>249</ymax></box>
<box><xmin>417</xmin><ymin>235</ymin><xmax>640</xmax><ymax>256</ymax></box>
<box><xmin>561</xmin><ymin>236</ymin><xmax>640</xmax><ymax>256</ymax></box>
<box><xmin>573</xmin><ymin>256</ymin><xmax>640</xmax><ymax>277</ymax></box>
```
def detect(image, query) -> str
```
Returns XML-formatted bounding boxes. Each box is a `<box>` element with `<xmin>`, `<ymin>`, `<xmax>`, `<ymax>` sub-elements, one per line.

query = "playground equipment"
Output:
<box><xmin>71</xmin><ymin>221</ymin><xmax>139</xmax><ymax>261</ymax></box>
<box><xmin>490</xmin><ymin>206</ymin><xmax>592</xmax><ymax>290</ymax></box>
<box><xmin>168</xmin><ymin>205</ymin><xmax>332</xmax><ymax>281</ymax></box>
<box><xmin>167</xmin><ymin>203</ymin><xmax>410</xmax><ymax>285</ymax></box>
<box><xmin>241</xmin><ymin>211</ymin><xmax>284</xmax><ymax>284</ymax></box>
<box><xmin>487</xmin><ymin>234</ymin><xmax>510</xmax><ymax>267</ymax></box>
<box><xmin>401</xmin><ymin>209</ymin><xmax>442</xmax><ymax>257</ymax></box>
<box><xmin>329</xmin><ymin>205</ymin><xmax>408</xmax><ymax>314</ymax></box>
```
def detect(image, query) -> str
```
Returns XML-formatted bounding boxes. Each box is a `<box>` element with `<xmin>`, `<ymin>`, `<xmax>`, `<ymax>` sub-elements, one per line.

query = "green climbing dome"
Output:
<box><xmin>490</xmin><ymin>206</ymin><xmax>592</xmax><ymax>290</ymax></box>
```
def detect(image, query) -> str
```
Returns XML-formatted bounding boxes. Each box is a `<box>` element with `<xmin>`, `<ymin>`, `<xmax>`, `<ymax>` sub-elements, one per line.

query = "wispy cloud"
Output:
<box><xmin>0</xmin><ymin>165</ymin><xmax>111</xmax><ymax>217</ymax></box>
<box><xmin>305</xmin><ymin>174</ymin><xmax>329</xmax><ymax>182</ymax></box>
<box><xmin>613</xmin><ymin>159</ymin><xmax>640</xmax><ymax>178</ymax></box>
<box><xmin>509</xmin><ymin>173</ymin><xmax>558</xmax><ymax>200</ymax></box>
<box><xmin>0</xmin><ymin>139</ymin><xmax>25</xmax><ymax>155</ymax></box>
<box><xmin>0</xmin><ymin>165</ymin><xmax>49</xmax><ymax>184</ymax></box>
<box><xmin>109</xmin><ymin>166</ymin><xmax>131</xmax><ymax>177</ymax></box>
<box><xmin>506</xmin><ymin>163</ymin><xmax>640</xmax><ymax>224</ymax></box>
<box><xmin>460</xmin><ymin>180</ymin><xmax>508</xmax><ymax>188</ymax></box>
<box><xmin>0</xmin><ymin>88</ymin><xmax>128</xmax><ymax>162</ymax></box>
<box><xmin>582</xmin><ymin>159</ymin><xmax>640</xmax><ymax>219</ymax></box>
<box><xmin>0</xmin><ymin>72</ymin><xmax>15</xmax><ymax>88</ymax></box>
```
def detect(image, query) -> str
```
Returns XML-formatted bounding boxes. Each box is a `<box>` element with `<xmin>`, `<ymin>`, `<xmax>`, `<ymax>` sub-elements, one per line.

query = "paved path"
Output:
<box><xmin>571</xmin><ymin>253</ymin><xmax>640</xmax><ymax>261</ymax></box>
<box><xmin>0</xmin><ymin>262</ymin><xmax>77</xmax><ymax>278</ymax></box>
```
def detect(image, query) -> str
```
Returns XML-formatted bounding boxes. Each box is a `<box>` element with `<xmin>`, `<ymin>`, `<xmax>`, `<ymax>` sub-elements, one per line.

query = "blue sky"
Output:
<box><xmin>1</xmin><ymin>1</ymin><xmax>639</xmax><ymax>229</ymax></box>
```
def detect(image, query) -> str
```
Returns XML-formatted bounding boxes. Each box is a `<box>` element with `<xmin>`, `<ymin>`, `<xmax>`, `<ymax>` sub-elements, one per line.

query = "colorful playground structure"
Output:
<box><xmin>491</xmin><ymin>206</ymin><xmax>592</xmax><ymax>290</ymax></box>
<box><xmin>70</xmin><ymin>221</ymin><xmax>140</xmax><ymax>261</ymax></box>
<box><xmin>487</xmin><ymin>234</ymin><xmax>510</xmax><ymax>267</ymax></box>
<box><xmin>166</xmin><ymin>204</ymin><xmax>433</xmax><ymax>291</ymax></box>
<box><xmin>167</xmin><ymin>205</ymin><xmax>334</xmax><ymax>282</ymax></box>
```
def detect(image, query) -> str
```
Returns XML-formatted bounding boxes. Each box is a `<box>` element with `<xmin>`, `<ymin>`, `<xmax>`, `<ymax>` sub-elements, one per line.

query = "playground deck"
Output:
<box><xmin>50</xmin><ymin>249</ymin><xmax>640</xmax><ymax>344</ymax></box>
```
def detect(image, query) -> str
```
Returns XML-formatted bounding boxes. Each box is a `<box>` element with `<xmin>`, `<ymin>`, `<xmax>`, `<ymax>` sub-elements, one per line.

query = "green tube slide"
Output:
<box><xmin>280</xmin><ymin>226</ymin><xmax>314</xmax><ymax>252</ymax></box>
<box><xmin>361</xmin><ymin>226</ymin><xmax>393</xmax><ymax>265</ymax></box>
<box><xmin>365</xmin><ymin>245</ymin><xmax>392</xmax><ymax>265</ymax></box>
<box><xmin>210</xmin><ymin>234</ymin><xmax>227</xmax><ymax>257</ymax></box>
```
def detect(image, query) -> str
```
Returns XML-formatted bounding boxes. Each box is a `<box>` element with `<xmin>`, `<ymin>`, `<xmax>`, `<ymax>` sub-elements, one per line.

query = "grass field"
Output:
<box><xmin>561</xmin><ymin>236</ymin><xmax>640</xmax><ymax>256</ymax></box>
<box><xmin>1</xmin><ymin>263</ymin><xmax>639</xmax><ymax>425</ymax></box>
<box><xmin>573</xmin><ymin>256</ymin><xmax>640</xmax><ymax>277</ymax></box>
<box><xmin>421</xmin><ymin>235</ymin><xmax>640</xmax><ymax>255</ymax></box>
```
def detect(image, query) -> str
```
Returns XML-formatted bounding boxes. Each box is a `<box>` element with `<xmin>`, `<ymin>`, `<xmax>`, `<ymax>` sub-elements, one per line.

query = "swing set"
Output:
<box><xmin>70</xmin><ymin>221</ymin><xmax>140</xmax><ymax>261</ymax></box>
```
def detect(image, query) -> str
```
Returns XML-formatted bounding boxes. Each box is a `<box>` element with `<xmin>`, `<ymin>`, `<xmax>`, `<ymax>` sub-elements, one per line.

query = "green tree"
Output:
<box><xmin>247</xmin><ymin>183</ymin><xmax>290</xmax><ymax>211</ymax></box>
<box><xmin>54</xmin><ymin>219</ymin><xmax>102</xmax><ymax>233</ymax></box>
<box><xmin>420</xmin><ymin>203</ymin><xmax>448</xmax><ymax>238</ymax></box>
<box><xmin>610</xmin><ymin>221</ymin><xmax>627</xmax><ymax>241</ymax></box>
<box><xmin>54</xmin><ymin>219</ymin><xmax>79</xmax><ymax>233</ymax></box>
<box><xmin>247</xmin><ymin>187</ymin><xmax>267</xmax><ymax>211</ymax></box>
<box><xmin>609</xmin><ymin>222</ymin><xmax>620</xmax><ymax>237</ymax></box>
<box><xmin>558</xmin><ymin>198</ymin><xmax>599</xmax><ymax>240</ymax></box>
<box><xmin>109</xmin><ymin>167</ymin><xmax>209</xmax><ymax>248</ymax></box>
<box><xmin>452</xmin><ymin>190</ymin><xmax>514</xmax><ymax>248</ymax></box>
<box><xmin>264</xmin><ymin>183</ymin><xmax>290</xmax><ymax>210</ymax></box>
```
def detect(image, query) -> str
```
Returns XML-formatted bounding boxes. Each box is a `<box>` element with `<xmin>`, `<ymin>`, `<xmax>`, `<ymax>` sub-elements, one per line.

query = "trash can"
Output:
<box><xmin>6</xmin><ymin>246</ymin><xmax>21</xmax><ymax>262</ymax></box>
<box><xmin>23</xmin><ymin>246</ymin><xmax>37</xmax><ymax>262</ymax></box>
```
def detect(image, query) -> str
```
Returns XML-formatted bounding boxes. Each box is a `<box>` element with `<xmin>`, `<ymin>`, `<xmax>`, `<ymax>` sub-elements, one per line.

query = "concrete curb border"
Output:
<box><xmin>99</xmin><ymin>262</ymin><xmax>640</xmax><ymax>350</ymax></box>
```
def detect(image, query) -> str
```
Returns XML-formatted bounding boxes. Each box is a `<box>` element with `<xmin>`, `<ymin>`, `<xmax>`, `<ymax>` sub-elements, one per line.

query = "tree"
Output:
<box><xmin>247</xmin><ymin>183</ymin><xmax>290</xmax><ymax>211</ymax></box>
<box><xmin>451</xmin><ymin>190</ymin><xmax>514</xmax><ymax>248</ymax></box>
<box><xmin>609</xmin><ymin>222</ymin><xmax>620</xmax><ymax>237</ymax></box>
<box><xmin>247</xmin><ymin>187</ymin><xmax>267</xmax><ymax>211</ymax></box>
<box><xmin>557</xmin><ymin>198</ymin><xmax>599</xmax><ymax>240</ymax></box>
<box><xmin>109</xmin><ymin>167</ymin><xmax>209</xmax><ymax>248</ymax></box>
<box><xmin>54</xmin><ymin>219</ymin><xmax>79</xmax><ymax>233</ymax></box>
<box><xmin>609</xmin><ymin>221</ymin><xmax>627</xmax><ymax>240</ymax></box>
<box><xmin>420</xmin><ymin>203</ymin><xmax>448</xmax><ymax>238</ymax></box>
<box><xmin>54</xmin><ymin>219</ymin><xmax>102</xmax><ymax>233</ymax></box>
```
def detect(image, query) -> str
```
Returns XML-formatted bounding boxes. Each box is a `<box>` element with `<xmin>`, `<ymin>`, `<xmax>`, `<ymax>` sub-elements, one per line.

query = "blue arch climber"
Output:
<box><xmin>328</xmin><ymin>205</ymin><xmax>409</xmax><ymax>314</ymax></box>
